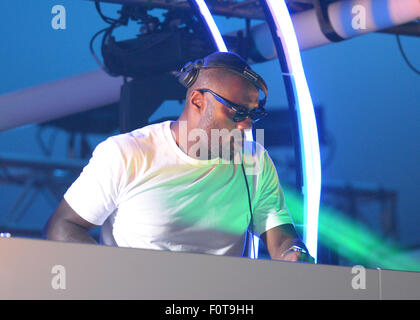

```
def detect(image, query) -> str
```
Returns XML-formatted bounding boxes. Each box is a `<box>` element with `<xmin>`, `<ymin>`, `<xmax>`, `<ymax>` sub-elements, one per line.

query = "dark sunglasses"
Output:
<box><xmin>197</xmin><ymin>89</ymin><xmax>268</xmax><ymax>123</ymax></box>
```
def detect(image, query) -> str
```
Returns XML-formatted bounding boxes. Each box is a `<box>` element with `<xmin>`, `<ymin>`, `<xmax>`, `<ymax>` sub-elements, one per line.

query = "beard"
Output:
<box><xmin>218</xmin><ymin>133</ymin><xmax>244</xmax><ymax>162</ymax></box>
<box><xmin>198</xmin><ymin>109</ymin><xmax>244</xmax><ymax>162</ymax></box>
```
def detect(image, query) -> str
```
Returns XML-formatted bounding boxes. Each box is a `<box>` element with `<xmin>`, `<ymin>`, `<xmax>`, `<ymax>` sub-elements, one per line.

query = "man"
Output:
<box><xmin>45</xmin><ymin>51</ymin><xmax>313</xmax><ymax>263</ymax></box>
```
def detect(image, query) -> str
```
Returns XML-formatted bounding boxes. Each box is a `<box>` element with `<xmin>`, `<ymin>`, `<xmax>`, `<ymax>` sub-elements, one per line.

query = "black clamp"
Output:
<box><xmin>313</xmin><ymin>0</ymin><xmax>345</xmax><ymax>42</ymax></box>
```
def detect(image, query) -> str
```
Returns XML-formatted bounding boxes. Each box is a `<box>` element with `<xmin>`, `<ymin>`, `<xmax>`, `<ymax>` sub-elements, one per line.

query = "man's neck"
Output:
<box><xmin>170</xmin><ymin>120</ymin><xmax>189</xmax><ymax>156</ymax></box>
<box><xmin>170</xmin><ymin>119</ymin><xmax>213</xmax><ymax>160</ymax></box>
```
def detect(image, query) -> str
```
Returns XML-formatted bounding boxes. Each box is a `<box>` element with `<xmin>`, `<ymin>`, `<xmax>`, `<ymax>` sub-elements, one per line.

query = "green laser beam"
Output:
<box><xmin>283</xmin><ymin>185</ymin><xmax>420</xmax><ymax>272</ymax></box>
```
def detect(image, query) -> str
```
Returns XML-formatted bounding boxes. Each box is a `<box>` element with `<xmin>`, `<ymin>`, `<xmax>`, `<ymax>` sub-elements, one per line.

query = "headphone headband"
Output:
<box><xmin>177</xmin><ymin>52</ymin><xmax>268</xmax><ymax>107</ymax></box>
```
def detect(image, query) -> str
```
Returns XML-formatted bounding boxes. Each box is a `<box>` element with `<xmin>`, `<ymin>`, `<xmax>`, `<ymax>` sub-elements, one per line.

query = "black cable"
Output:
<box><xmin>241</xmin><ymin>157</ymin><xmax>256</xmax><ymax>259</ymax></box>
<box><xmin>396</xmin><ymin>34</ymin><xmax>420</xmax><ymax>76</ymax></box>
<box><xmin>95</xmin><ymin>1</ymin><xmax>119</xmax><ymax>25</ymax></box>
<box><xmin>90</xmin><ymin>1</ymin><xmax>128</xmax><ymax>71</ymax></box>
<box><xmin>89</xmin><ymin>26</ymin><xmax>110</xmax><ymax>70</ymax></box>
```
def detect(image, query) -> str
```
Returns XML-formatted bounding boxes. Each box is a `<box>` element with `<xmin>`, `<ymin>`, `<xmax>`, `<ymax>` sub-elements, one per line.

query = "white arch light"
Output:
<box><xmin>261</xmin><ymin>0</ymin><xmax>322</xmax><ymax>262</ymax></box>
<box><xmin>189</xmin><ymin>0</ymin><xmax>228</xmax><ymax>52</ymax></box>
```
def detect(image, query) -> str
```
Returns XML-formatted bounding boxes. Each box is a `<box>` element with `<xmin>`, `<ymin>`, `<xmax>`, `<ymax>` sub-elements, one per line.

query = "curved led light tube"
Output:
<box><xmin>259</xmin><ymin>0</ymin><xmax>322</xmax><ymax>262</ymax></box>
<box><xmin>188</xmin><ymin>0</ymin><xmax>228</xmax><ymax>52</ymax></box>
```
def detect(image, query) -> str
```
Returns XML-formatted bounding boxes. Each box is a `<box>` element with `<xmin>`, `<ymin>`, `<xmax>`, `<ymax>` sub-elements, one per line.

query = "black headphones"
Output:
<box><xmin>176</xmin><ymin>52</ymin><xmax>268</xmax><ymax>108</ymax></box>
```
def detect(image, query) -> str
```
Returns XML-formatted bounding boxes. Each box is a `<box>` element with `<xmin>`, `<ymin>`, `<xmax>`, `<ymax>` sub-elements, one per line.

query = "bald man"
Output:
<box><xmin>45</xmin><ymin>52</ymin><xmax>313</xmax><ymax>263</ymax></box>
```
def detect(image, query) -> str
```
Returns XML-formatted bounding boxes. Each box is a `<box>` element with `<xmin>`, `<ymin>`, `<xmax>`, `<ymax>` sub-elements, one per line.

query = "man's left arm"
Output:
<box><xmin>260</xmin><ymin>223</ymin><xmax>315</xmax><ymax>263</ymax></box>
<box><xmin>251</xmin><ymin>149</ymin><xmax>314</xmax><ymax>263</ymax></box>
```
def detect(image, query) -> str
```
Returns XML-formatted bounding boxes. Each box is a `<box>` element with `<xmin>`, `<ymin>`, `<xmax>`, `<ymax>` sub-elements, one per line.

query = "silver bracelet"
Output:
<box><xmin>281</xmin><ymin>245</ymin><xmax>308</xmax><ymax>257</ymax></box>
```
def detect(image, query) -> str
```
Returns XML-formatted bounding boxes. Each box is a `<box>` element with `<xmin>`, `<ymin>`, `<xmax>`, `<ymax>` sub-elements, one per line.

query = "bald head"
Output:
<box><xmin>186</xmin><ymin>67</ymin><xmax>258</xmax><ymax>110</ymax></box>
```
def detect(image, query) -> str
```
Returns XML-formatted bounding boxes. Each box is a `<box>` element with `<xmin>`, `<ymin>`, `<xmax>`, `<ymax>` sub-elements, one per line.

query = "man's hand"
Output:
<box><xmin>260</xmin><ymin>224</ymin><xmax>315</xmax><ymax>263</ymax></box>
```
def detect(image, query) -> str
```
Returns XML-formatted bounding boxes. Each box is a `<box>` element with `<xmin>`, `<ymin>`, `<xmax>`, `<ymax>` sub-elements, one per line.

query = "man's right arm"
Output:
<box><xmin>44</xmin><ymin>199</ymin><xmax>99</xmax><ymax>244</ymax></box>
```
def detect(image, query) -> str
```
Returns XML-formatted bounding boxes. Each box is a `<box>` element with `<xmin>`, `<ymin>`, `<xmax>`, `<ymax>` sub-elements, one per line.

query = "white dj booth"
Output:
<box><xmin>0</xmin><ymin>237</ymin><xmax>419</xmax><ymax>300</ymax></box>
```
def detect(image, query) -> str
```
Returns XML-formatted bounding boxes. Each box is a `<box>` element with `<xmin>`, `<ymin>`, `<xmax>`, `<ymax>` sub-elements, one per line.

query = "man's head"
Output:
<box><xmin>175</xmin><ymin>52</ymin><xmax>268</xmax><ymax>161</ymax></box>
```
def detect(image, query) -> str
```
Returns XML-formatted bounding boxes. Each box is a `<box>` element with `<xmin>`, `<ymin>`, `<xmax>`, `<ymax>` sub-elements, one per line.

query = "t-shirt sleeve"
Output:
<box><xmin>64</xmin><ymin>137</ymin><xmax>125</xmax><ymax>226</ymax></box>
<box><xmin>252</xmin><ymin>150</ymin><xmax>293</xmax><ymax>237</ymax></box>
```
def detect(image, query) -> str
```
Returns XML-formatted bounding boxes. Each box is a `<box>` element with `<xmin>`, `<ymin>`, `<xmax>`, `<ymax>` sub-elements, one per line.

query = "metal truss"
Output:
<box><xmin>0</xmin><ymin>151</ymin><xmax>86</xmax><ymax>237</ymax></box>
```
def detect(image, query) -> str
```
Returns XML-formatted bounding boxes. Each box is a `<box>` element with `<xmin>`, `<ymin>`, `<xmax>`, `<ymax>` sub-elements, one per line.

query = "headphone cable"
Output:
<box><xmin>240</xmin><ymin>154</ymin><xmax>256</xmax><ymax>259</ymax></box>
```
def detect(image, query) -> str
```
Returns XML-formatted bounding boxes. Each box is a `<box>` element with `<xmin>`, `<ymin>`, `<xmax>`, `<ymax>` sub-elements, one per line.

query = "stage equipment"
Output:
<box><xmin>1</xmin><ymin>237</ymin><xmax>420</xmax><ymax>299</ymax></box>
<box><xmin>1</xmin><ymin>0</ymin><xmax>419</xmax><ymax>131</ymax></box>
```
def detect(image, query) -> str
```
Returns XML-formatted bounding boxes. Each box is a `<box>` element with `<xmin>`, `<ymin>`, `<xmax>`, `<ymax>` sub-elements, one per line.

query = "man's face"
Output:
<box><xmin>197</xmin><ymin>75</ymin><xmax>260</xmax><ymax>161</ymax></box>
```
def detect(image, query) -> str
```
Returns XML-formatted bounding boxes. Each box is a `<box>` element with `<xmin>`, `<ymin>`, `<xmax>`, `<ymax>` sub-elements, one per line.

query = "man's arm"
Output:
<box><xmin>260</xmin><ymin>224</ymin><xmax>314</xmax><ymax>262</ymax></box>
<box><xmin>43</xmin><ymin>199</ymin><xmax>98</xmax><ymax>244</ymax></box>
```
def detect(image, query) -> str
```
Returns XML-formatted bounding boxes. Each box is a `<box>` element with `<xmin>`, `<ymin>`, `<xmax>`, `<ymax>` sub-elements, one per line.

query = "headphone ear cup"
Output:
<box><xmin>177</xmin><ymin>59</ymin><xmax>202</xmax><ymax>88</ymax></box>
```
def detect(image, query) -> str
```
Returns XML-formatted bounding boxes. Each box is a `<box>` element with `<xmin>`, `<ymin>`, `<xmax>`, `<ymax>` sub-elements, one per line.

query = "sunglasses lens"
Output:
<box><xmin>231</xmin><ymin>110</ymin><xmax>247</xmax><ymax>122</ymax></box>
<box><xmin>249</xmin><ymin>108</ymin><xmax>268</xmax><ymax>122</ymax></box>
<box><xmin>232</xmin><ymin>108</ymin><xmax>268</xmax><ymax>123</ymax></box>
<box><xmin>233</xmin><ymin>115</ymin><xmax>247</xmax><ymax>122</ymax></box>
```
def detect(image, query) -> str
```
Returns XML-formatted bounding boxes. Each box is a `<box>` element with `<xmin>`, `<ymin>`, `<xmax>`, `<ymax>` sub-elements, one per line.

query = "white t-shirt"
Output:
<box><xmin>64</xmin><ymin>120</ymin><xmax>292</xmax><ymax>256</ymax></box>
